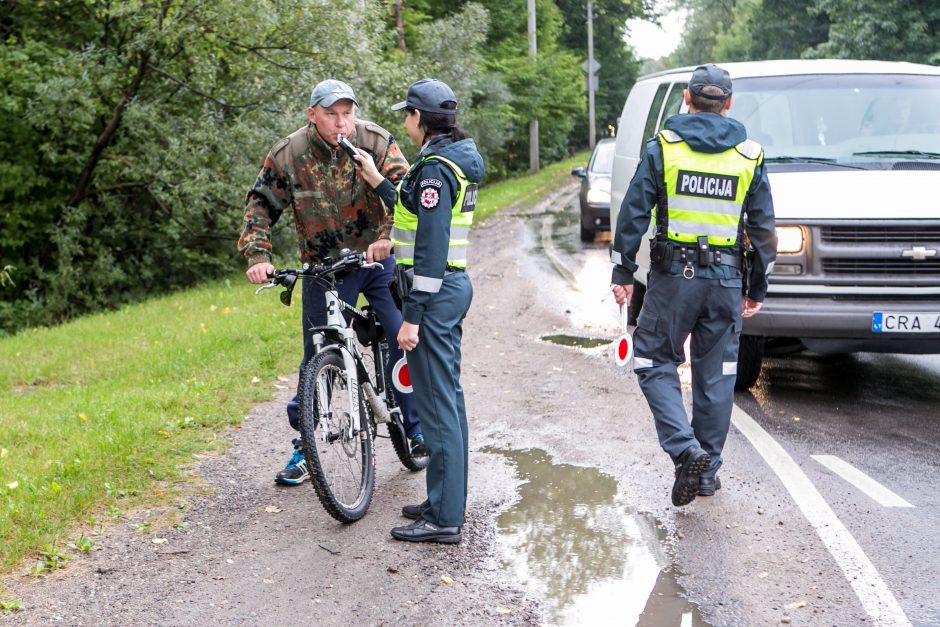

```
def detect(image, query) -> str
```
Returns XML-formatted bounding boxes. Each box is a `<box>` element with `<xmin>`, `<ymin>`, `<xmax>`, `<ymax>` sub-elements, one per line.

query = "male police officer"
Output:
<box><xmin>611</xmin><ymin>64</ymin><xmax>776</xmax><ymax>506</ymax></box>
<box><xmin>239</xmin><ymin>79</ymin><xmax>426</xmax><ymax>485</ymax></box>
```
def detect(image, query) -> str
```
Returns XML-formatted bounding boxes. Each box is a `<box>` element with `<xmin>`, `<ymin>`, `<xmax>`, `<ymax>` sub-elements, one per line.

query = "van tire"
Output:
<box><xmin>735</xmin><ymin>335</ymin><xmax>765</xmax><ymax>390</ymax></box>
<box><xmin>628</xmin><ymin>282</ymin><xmax>646</xmax><ymax>326</ymax></box>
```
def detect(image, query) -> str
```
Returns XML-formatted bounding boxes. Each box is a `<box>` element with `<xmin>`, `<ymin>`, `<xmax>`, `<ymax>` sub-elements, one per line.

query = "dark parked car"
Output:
<box><xmin>571</xmin><ymin>138</ymin><xmax>615</xmax><ymax>241</ymax></box>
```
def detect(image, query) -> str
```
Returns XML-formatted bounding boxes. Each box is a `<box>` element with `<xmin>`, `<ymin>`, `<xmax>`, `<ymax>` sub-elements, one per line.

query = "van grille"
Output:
<box><xmin>822</xmin><ymin>226</ymin><xmax>940</xmax><ymax>244</ymax></box>
<box><xmin>822</xmin><ymin>258</ymin><xmax>940</xmax><ymax>275</ymax></box>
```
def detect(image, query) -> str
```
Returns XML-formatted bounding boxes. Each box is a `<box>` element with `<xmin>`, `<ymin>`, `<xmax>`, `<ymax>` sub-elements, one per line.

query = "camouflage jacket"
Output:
<box><xmin>238</xmin><ymin>120</ymin><xmax>409</xmax><ymax>266</ymax></box>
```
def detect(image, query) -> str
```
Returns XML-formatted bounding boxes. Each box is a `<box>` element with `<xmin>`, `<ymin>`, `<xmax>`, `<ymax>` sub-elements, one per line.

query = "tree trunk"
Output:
<box><xmin>394</xmin><ymin>0</ymin><xmax>406</xmax><ymax>52</ymax></box>
<box><xmin>67</xmin><ymin>51</ymin><xmax>150</xmax><ymax>207</ymax></box>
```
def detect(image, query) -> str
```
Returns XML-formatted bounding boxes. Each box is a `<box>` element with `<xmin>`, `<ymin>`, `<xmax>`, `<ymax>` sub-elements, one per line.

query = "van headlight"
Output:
<box><xmin>776</xmin><ymin>226</ymin><xmax>804</xmax><ymax>254</ymax></box>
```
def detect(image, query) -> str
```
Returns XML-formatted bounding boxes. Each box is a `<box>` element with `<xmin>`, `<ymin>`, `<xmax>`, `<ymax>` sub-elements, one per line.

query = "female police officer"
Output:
<box><xmin>356</xmin><ymin>79</ymin><xmax>484</xmax><ymax>543</ymax></box>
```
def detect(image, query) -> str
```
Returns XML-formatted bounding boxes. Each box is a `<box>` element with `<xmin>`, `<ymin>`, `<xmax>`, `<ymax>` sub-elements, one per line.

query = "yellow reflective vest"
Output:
<box><xmin>658</xmin><ymin>128</ymin><xmax>762</xmax><ymax>246</ymax></box>
<box><xmin>390</xmin><ymin>154</ymin><xmax>476</xmax><ymax>269</ymax></box>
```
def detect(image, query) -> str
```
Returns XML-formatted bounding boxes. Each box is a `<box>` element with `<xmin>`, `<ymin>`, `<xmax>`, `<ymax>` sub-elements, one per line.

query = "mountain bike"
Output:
<box><xmin>255</xmin><ymin>250</ymin><xmax>428</xmax><ymax>523</ymax></box>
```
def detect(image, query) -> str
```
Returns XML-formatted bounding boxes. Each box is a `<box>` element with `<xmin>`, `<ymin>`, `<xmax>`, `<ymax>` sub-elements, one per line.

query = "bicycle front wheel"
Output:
<box><xmin>298</xmin><ymin>348</ymin><xmax>375</xmax><ymax>523</ymax></box>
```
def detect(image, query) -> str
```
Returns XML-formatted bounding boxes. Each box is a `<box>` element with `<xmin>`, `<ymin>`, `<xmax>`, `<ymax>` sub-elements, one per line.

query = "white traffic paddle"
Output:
<box><xmin>392</xmin><ymin>356</ymin><xmax>413</xmax><ymax>394</ymax></box>
<box><xmin>613</xmin><ymin>304</ymin><xmax>634</xmax><ymax>367</ymax></box>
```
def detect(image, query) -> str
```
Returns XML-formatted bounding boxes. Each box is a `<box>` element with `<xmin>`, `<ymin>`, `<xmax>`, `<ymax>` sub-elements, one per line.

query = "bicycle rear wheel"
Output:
<box><xmin>298</xmin><ymin>348</ymin><xmax>375</xmax><ymax>523</ymax></box>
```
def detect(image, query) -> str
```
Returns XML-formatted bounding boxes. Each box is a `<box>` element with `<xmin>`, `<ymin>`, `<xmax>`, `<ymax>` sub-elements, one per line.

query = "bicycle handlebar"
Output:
<box><xmin>254</xmin><ymin>250</ymin><xmax>382</xmax><ymax>295</ymax></box>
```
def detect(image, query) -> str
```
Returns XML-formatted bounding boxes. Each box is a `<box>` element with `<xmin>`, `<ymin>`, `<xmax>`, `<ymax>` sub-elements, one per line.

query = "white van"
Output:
<box><xmin>610</xmin><ymin>59</ymin><xmax>940</xmax><ymax>388</ymax></box>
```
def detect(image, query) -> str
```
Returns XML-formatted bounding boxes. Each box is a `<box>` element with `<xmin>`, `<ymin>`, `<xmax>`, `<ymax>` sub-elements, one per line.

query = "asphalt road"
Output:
<box><xmin>554</xmin><ymin>183</ymin><xmax>940</xmax><ymax>627</ymax></box>
<box><xmin>3</xmin><ymin>181</ymin><xmax>938</xmax><ymax>626</ymax></box>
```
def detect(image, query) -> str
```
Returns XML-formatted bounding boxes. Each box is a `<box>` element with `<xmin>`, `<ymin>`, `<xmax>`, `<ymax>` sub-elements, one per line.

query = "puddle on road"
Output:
<box><xmin>487</xmin><ymin>447</ymin><xmax>709</xmax><ymax>626</ymax></box>
<box><xmin>541</xmin><ymin>334</ymin><xmax>611</xmax><ymax>349</ymax></box>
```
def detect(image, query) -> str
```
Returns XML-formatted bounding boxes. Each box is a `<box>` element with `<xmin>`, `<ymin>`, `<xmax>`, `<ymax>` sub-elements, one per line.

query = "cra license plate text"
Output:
<box><xmin>872</xmin><ymin>312</ymin><xmax>940</xmax><ymax>333</ymax></box>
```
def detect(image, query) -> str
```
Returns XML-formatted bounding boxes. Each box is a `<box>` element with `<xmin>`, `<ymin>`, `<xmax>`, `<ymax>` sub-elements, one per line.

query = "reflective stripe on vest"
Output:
<box><xmin>390</xmin><ymin>154</ymin><xmax>476</xmax><ymax>269</ymax></box>
<box><xmin>658</xmin><ymin>129</ymin><xmax>761</xmax><ymax>246</ymax></box>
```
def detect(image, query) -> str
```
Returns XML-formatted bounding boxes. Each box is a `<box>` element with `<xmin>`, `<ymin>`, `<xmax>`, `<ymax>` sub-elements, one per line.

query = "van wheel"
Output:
<box><xmin>735</xmin><ymin>335</ymin><xmax>765</xmax><ymax>390</ymax></box>
<box><xmin>628</xmin><ymin>282</ymin><xmax>646</xmax><ymax>326</ymax></box>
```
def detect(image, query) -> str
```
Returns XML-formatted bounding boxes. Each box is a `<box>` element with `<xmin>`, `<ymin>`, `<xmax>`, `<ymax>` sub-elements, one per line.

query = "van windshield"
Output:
<box><xmin>729</xmin><ymin>74</ymin><xmax>940</xmax><ymax>165</ymax></box>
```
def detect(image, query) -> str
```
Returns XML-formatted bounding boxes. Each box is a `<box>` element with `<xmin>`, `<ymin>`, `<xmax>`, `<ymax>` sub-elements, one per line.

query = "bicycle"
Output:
<box><xmin>255</xmin><ymin>250</ymin><xmax>429</xmax><ymax>523</ymax></box>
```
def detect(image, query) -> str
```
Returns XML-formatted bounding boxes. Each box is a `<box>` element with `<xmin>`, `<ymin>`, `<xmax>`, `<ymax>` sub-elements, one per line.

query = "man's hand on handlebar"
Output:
<box><xmin>247</xmin><ymin>261</ymin><xmax>276</xmax><ymax>284</ymax></box>
<box><xmin>366</xmin><ymin>239</ymin><xmax>393</xmax><ymax>263</ymax></box>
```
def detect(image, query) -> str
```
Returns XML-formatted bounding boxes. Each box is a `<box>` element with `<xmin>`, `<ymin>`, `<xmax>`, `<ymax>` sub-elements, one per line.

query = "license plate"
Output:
<box><xmin>872</xmin><ymin>312</ymin><xmax>940</xmax><ymax>333</ymax></box>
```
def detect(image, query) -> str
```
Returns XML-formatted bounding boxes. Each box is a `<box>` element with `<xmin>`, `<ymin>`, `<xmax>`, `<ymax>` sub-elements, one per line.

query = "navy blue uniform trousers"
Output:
<box><xmin>633</xmin><ymin>268</ymin><xmax>742</xmax><ymax>478</ymax></box>
<box><xmin>289</xmin><ymin>257</ymin><xmax>420</xmax><ymax>438</ymax></box>
<box><xmin>409</xmin><ymin>272</ymin><xmax>473</xmax><ymax>528</ymax></box>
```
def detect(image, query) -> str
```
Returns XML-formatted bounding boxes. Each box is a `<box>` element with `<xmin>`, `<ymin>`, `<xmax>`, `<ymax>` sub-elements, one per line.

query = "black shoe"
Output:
<box><xmin>671</xmin><ymin>445</ymin><xmax>711</xmax><ymax>507</ymax></box>
<box><xmin>698</xmin><ymin>475</ymin><xmax>721</xmax><ymax>496</ymax></box>
<box><xmin>401</xmin><ymin>500</ymin><xmax>430</xmax><ymax>520</ymax></box>
<box><xmin>390</xmin><ymin>519</ymin><xmax>462</xmax><ymax>544</ymax></box>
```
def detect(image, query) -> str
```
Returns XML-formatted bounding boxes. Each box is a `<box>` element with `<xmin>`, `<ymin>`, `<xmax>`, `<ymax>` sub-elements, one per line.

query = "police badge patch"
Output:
<box><xmin>420</xmin><ymin>186</ymin><xmax>440</xmax><ymax>209</ymax></box>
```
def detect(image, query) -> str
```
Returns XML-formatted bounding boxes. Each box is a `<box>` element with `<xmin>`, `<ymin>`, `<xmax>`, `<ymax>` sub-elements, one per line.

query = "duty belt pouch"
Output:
<box><xmin>389</xmin><ymin>264</ymin><xmax>414</xmax><ymax>311</ymax></box>
<box><xmin>650</xmin><ymin>239</ymin><xmax>674</xmax><ymax>273</ymax></box>
<box><xmin>696</xmin><ymin>235</ymin><xmax>714</xmax><ymax>266</ymax></box>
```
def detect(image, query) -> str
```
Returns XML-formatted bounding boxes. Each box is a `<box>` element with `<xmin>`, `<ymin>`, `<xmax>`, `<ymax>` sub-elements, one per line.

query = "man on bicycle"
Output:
<box><xmin>238</xmin><ymin>79</ymin><xmax>426</xmax><ymax>485</ymax></box>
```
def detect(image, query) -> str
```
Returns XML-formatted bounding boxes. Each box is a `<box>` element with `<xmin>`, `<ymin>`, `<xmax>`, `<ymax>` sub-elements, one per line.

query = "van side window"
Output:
<box><xmin>662</xmin><ymin>82</ymin><xmax>688</xmax><ymax>120</ymax></box>
<box><xmin>640</xmin><ymin>83</ymin><xmax>670</xmax><ymax>155</ymax></box>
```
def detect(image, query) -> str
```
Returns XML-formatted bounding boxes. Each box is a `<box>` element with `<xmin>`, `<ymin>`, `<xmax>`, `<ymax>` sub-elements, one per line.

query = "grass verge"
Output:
<box><xmin>0</xmin><ymin>279</ymin><xmax>300</xmax><ymax>572</ymax></box>
<box><xmin>0</xmin><ymin>151</ymin><xmax>588</xmax><ymax>576</ymax></box>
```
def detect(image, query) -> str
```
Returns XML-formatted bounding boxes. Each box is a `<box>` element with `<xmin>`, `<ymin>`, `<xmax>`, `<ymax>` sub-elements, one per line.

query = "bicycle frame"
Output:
<box><xmin>307</xmin><ymin>277</ymin><xmax>401</xmax><ymax>439</ymax></box>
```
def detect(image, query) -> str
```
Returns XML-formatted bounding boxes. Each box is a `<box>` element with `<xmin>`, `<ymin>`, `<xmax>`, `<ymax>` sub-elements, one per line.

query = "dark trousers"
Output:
<box><xmin>408</xmin><ymin>272</ymin><xmax>473</xmax><ymax>528</ymax></box>
<box><xmin>632</xmin><ymin>269</ymin><xmax>742</xmax><ymax>478</ymax></box>
<box><xmin>287</xmin><ymin>257</ymin><xmax>420</xmax><ymax>438</ymax></box>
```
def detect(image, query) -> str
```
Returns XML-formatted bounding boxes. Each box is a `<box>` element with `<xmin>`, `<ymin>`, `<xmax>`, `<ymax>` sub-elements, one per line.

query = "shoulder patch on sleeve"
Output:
<box><xmin>420</xmin><ymin>178</ymin><xmax>443</xmax><ymax>189</ymax></box>
<box><xmin>419</xmin><ymin>185</ymin><xmax>441</xmax><ymax>210</ymax></box>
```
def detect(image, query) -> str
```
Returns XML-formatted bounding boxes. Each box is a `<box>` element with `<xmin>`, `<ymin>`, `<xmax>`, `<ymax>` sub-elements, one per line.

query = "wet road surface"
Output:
<box><xmin>526</xmin><ymin>182</ymin><xmax>940</xmax><ymax>625</ymax></box>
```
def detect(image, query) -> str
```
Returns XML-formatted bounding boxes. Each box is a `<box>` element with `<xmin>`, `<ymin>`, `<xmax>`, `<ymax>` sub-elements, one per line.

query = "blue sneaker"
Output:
<box><xmin>274</xmin><ymin>438</ymin><xmax>309</xmax><ymax>485</ymax></box>
<box><xmin>409</xmin><ymin>433</ymin><xmax>428</xmax><ymax>458</ymax></box>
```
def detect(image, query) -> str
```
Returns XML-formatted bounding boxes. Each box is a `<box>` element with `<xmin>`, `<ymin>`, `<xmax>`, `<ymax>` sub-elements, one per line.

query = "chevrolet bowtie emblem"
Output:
<box><xmin>901</xmin><ymin>246</ymin><xmax>937</xmax><ymax>261</ymax></box>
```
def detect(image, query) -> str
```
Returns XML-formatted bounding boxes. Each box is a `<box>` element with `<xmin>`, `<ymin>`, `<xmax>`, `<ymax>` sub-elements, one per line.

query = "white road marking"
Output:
<box><xmin>811</xmin><ymin>455</ymin><xmax>915</xmax><ymax>508</ymax></box>
<box><xmin>731</xmin><ymin>406</ymin><xmax>912</xmax><ymax>627</ymax></box>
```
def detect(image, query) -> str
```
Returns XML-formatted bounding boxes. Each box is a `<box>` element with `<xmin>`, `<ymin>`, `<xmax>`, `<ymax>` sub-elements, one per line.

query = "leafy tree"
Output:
<box><xmin>556</xmin><ymin>0</ymin><xmax>650</xmax><ymax>145</ymax></box>
<box><xmin>809</xmin><ymin>0</ymin><xmax>940</xmax><ymax>64</ymax></box>
<box><xmin>0</xmin><ymin>0</ymin><xmax>395</xmax><ymax>333</ymax></box>
<box><xmin>475</xmin><ymin>0</ymin><xmax>585</xmax><ymax>172</ymax></box>
<box><xmin>668</xmin><ymin>0</ymin><xmax>736</xmax><ymax>67</ymax></box>
<box><xmin>747</xmin><ymin>0</ymin><xmax>829</xmax><ymax>61</ymax></box>
<box><xmin>369</xmin><ymin>3</ymin><xmax>514</xmax><ymax>175</ymax></box>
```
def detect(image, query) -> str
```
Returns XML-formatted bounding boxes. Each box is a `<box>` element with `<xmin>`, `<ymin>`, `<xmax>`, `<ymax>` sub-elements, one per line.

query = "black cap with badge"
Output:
<box><xmin>391</xmin><ymin>79</ymin><xmax>457</xmax><ymax>114</ymax></box>
<box><xmin>688</xmin><ymin>64</ymin><xmax>732</xmax><ymax>100</ymax></box>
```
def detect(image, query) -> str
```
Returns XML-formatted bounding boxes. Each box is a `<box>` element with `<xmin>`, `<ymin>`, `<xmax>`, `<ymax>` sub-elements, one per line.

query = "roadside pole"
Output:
<box><xmin>587</xmin><ymin>0</ymin><xmax>596</xmax><ymax>150</ymax></box>
<box><xmin>528</xmin><ymin>0</ymin><xmax>539</xmax><ymax>172</ymax></box>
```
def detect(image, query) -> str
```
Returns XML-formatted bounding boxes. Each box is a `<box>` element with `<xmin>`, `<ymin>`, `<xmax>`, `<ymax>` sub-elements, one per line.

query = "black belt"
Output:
<box><xmin>672</xmin><ymin>246</ymin><xmax>741</xmax><ymax>269</ymax></box>
<box><xmin>445</xmin><ymin>266</ymin><xmax>465</xmax><ymax>274</ymax></box>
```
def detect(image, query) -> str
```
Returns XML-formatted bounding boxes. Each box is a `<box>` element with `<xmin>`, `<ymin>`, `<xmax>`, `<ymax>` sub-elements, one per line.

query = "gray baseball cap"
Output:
<box><xmin>689</xmin><ymin>64</ymin><xmax>732</xmax><ymax>100</ymax></box>
<box><xmin>309</xmin><ymin>79</ymin><xmax>359</xmax><ymax>108</ymax></box>
<box><xmin>391</xmin><ymin>79</ymin><xmax>457</xmax><ymax>114</ymax></box>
